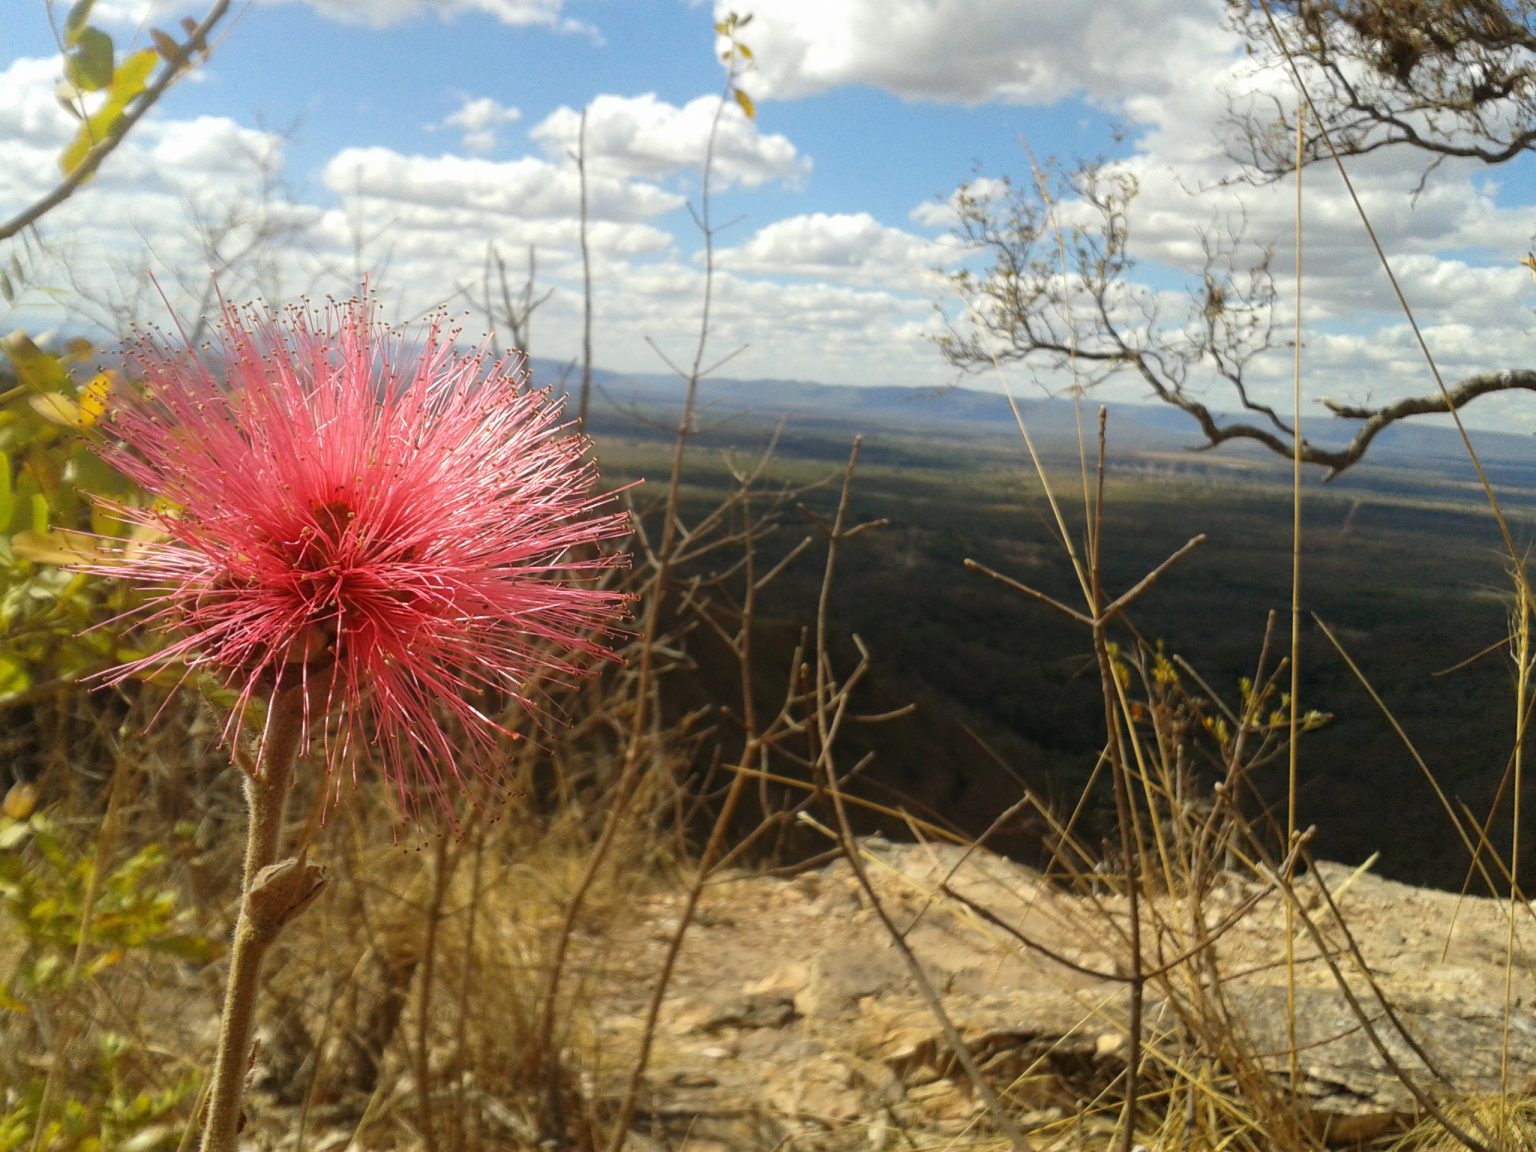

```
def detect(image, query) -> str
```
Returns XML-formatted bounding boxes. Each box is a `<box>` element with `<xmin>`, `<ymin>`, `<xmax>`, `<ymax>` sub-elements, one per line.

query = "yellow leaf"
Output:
<box><xmin>2</xmin><ymin>330</ymin><xmax>72</xmax><ymax>393</ymax></box>
<box><xmin>2</xmin><ymin>781</ymin><xmax>37</xmax><ymax>821</ymax></box>
<box><xmin>111</xmin><ymin>47</ymin><xmax>158</xmax><ymax>101</ymax></box>
<box><xmin>24</xmin><ymin>375</ymin><xmax>111</xmax><ymax>429</ymax></box>
<box><xmin>29</xmin><ymin>392</ymin><xmax>82</xmax><ymax>428</ymax></box>
<box><xmin>12</xmin><ymin>529</ymin><xmax>104</xmax><ymax>566</ymax></box>
<box><xmin>733</xmin><ymin>87</ymin><xmax>755</xmax><ymax>120</ymax></box>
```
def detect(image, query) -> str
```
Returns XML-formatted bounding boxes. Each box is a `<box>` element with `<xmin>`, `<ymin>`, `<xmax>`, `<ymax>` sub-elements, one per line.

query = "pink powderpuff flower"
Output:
<box><xmin>90</xmin><ymin>292</ymin><xmax>631</xmax><ymax>824</ymax></box>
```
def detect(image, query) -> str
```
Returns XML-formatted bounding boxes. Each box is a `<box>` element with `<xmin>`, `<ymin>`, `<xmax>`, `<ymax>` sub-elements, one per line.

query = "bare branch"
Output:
<box><xmin>576</xmin><ymin>108</ymin><xmax>595</xmax><ymax>425</ymax></box>
<box><xmin>934</xmin><ymin>154</ymin><xmax>1536</xmax><ymax>478</ymax></box>
<box><xmin>1227</xmin><ymin>1</ymin><xmax>1536</xmax><ymax>180</ymax></box>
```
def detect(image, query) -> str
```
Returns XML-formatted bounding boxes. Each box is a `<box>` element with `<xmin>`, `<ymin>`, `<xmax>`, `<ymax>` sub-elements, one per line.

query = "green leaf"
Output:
<box><xmin>58</xmin><ymin>49</ymin><xmax>157</xmax><ymax>176</ymax></box>
<box><xmin>150</xmin><ymin>932</ymin><xmax>221</xmax><ymax>963</ymax></box>
<box><xmin>0</xmin><ymin>654</ymin><xmax>29</xmax><ymax>700</ymax></box>
<box><xmin>1</xmin><ymin>332</ymin><xmax>72</xmax><ymax>394</ymax></box>
<box><xmin>6</xmin><ymin>475</ymin><xmax>39</xmax><ymax>538</ymax></box>
<box><xmin>71</xmin><ymin>442</ymin><xmax>127</xmax><ymax>498</ymax></box>
<box><xmin>0</xmin><ymin>452</ymin><xmax>11</xmax><ymax>529</ymax></box>
<box><xmin>29</xmin><ymin>493</ymin><xmax>47</xmax><ymax>537</ymax></box>
<box><xmin>63</xmin><ymin>0</ymin><xmax>98</xmax><ymax>46</ymax></box>
<box><xmin>65</xmin><ymin>27</ymin><xmax>115</xmax><ymax>93</ymax></box>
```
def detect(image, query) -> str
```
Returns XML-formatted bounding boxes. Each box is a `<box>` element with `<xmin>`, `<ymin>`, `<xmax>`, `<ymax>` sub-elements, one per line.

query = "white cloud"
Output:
<box><xmin>720</xmin><ymin>0</ymin><xmax>1233</xmax><ymax>109</ymax></box>
<box><xmin>272</xmin><ymin>0</ymin><xmax>595</xmax><ymax>35</ymax></box>
<box><xmin>857</xmin><ymin>0</ymin><xmax>1536</xmax><ymax>425</ymax></box>
<box><xmin>580</xmin><ymin>262</ymin><xmax>945</xmax><ymax>389</ymax></box>
<box><xmin>90</xmin><ymin>1</ymin><xmax>204</xmax><ymax>28</ymax></box>
<box><xmin>440</xmin><ymin>96</ymin><xmax>522</xmax><ymax>155</ymax></box>
<box><xmin>530</xmin><ymin>93</ymin><xmax>810</xmax><ymax>191</ymax></box>
<box><xmin>718</xmin><ymin>212</ymin><xmax>947</xmax><ymax>290</ymax></box>
<box><xmin>92</xmin><ymin>0</ymin><xmax>597</xmax><ymax>37</ymax></box>
<box><xmin>908</xmin><ymin>178</ymin><xmax>1011</xmax><ymax>230</ymax></box>
<box><xmin>321</xmin><ymin>146</ymin><xmax>683</xmax><ymax>222</ymax></box>
<box><xmin>0</xmin><ymin>59</ymin><xmax>316</xmax><ymax>332</ymax></box>
<box><xmin>0</xmin><ymin>56</ymin><xmax>74</xmax><ymax>159</ymax></box>
<box><xmin>0</xmin><ymin>55</ymin><xmax>291</xmax><ymax>215</ymax></box>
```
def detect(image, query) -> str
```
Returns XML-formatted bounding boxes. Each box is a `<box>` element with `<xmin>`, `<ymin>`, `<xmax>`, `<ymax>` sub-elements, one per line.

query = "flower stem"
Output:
<box><xmin>200</xmin><ymin>686</ymin><xmax>308</xmax><ymax>1152</ymax></box>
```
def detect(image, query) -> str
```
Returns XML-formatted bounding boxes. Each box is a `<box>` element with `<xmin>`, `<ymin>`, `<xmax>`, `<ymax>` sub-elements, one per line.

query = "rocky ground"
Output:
<box><xmin>249</xmin><ymin>838</ymin><xmax>1536</xmax><ymax>1150</ymax></box>
<box><xmin>589</xmin><ymin>839</ymin><xmax>1536</xmax><ymax>1150</ymax></box>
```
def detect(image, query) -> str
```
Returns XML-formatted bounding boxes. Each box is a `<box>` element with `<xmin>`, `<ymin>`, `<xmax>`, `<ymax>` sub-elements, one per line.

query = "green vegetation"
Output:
<box><xmin>598</xmin><ymin>410</ymin><xmax>1522</xmax><ymax>889</ymax></box>
<box><xmin>1</xmin><ymin>782</ymin><xmax>215</xmax><ymax>1150</ymax></box>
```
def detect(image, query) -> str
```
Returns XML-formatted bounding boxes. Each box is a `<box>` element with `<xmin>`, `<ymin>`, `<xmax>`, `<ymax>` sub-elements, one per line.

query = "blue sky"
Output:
<box><xmin>4</xmin><ymin>0</ymin><xmax>1534</xmax><ymax>431</ymax></box>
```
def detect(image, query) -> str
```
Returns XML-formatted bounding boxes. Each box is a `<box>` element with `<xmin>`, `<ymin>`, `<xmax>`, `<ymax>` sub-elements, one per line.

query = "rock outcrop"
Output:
<box><xmin>591</xmin><ymin>840</ymin><xmax>1536</xmax><ymax>1149</ymax></box>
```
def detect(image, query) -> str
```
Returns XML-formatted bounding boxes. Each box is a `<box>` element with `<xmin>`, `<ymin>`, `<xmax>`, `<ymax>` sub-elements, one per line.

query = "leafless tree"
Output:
<box><xmin>938</xmin><ymin>4</ymin><xmax>1536</xmax><ymax>477</ymax></box>
<box><xmin>576</xmin><ymin>108</ymin><xmax>596</xmax><ymax>426</ymax></box>
<box><xmin>1228</xmin><ymin>0</ymin><xmax>1536</xmax><ymax>177</ymax></box>
<box><xmin>57</xmin><ymin>125</ymin><xmax>311</xmax><ymax>341</ymax></box>
<box><xmin>457</xmin><ymin>242</ymin><xmax>554</xmax><ymax>367</ymax></box>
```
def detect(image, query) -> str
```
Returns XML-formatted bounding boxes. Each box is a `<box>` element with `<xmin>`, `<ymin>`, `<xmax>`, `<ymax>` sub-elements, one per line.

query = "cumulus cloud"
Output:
<box><xmin>1</xmin><ymin>56</ymin><xmax>74</xmax><ymax>159</ymax></box>
<box><xmin>0</xmin><ymin>58</ymin><xmax>316</xmax><ymax>331</ymax></box>
<box><xmin>908</xmin><ymin>178</ymin><xmax>1012</xmax><ymax>230</ymax></box>
<box><xmin>92</xmin><ymin>0</ymin><xmax>594</xmax><ymax>34</ymax></box>
<box><xmin>439</xmin><ymin>96</ymin><xmax>522</xmax><ymax>155</ymax></box>
<box><xmin>718</xmin><ymin>0</ymin><xmax>1234</xmax><ymax>109</ymax></box>
<box><xmin>89</xmin><ymin>1</ymin><xmax>204</xmax><ymax>28</ymax></box>
<box><xmin>583</xmin><ymin>261</ymin><xmax>946</xmax><ymax>389</ymax></box>
<box><xmin>322</xmin><ymin>146</ymin><xmax>683</xmax><ymax>222</ymax></box>
<box><xmin>718</xmin><ymin>212</ymin><xmax>948</xmax><ymax>290</ymax></box>
<box><xmin>0</xmin><ymin>56</ymin><xmax>288</xmax><ymax>208</ymax></box>
<box><xmin>854</xmin><ymin>0</ymin><xmax>1536</xmax><ymax>421</ymax></box>
<box><xmin>271</xmin><ymin>0</ymin><xmax>595</xmax><ymax>35</ymax></box>
<box><xmin>530</xmin><ymin>93</ymin><xmax>810</xmax><ymax>191</ymax></box>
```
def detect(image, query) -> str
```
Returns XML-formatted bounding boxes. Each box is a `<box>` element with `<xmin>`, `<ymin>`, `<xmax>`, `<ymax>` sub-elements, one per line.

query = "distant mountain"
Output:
<box><xmin>540</xmin><ymin>360</ymin><xmax>1536</xmax><ymax>485</ymax></box>
<box><xmin>543</xmin><ymin>361</ymin><xmax>1233</xmax><ymax>454</ymax></box>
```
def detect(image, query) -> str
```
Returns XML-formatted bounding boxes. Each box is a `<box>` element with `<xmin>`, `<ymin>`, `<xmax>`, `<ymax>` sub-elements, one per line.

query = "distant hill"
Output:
<box><xmin>541</xmin><ymin>360</ymin><xmax>1536</xmax><ymax>496</ymax></box>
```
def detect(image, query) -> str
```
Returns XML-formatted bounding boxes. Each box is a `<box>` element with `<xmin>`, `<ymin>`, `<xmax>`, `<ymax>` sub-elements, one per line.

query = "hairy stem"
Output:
<box><xmin>199</xmin><ymin>686</ymin><xmax>308</xmax><ymax>1152</ymax></box>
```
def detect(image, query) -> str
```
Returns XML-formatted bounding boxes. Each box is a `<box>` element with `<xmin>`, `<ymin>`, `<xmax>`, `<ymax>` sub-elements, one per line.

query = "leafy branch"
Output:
<box><xmin>1</xmin><ymin>0</ymin><xmax>235</xmax><ymax>244</ymax></box>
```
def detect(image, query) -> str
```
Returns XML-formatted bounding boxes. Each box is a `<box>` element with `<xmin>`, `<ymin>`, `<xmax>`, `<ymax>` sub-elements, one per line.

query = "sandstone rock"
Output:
<box><xmin>584</xmin><ymin>844</ymin><xmax>1536</xmax><ymax>1148</ymax></box>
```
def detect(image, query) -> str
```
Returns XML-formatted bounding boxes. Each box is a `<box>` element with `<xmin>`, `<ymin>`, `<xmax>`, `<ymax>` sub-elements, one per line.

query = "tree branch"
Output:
<box><xmin>1229</xmin><ymin>1</ymin><xmax>1536</xmax><ymax>179</ymax></box>
<box><xmin>0</xmin><ymin>1</ymin><xmax>233</xmax><ymax>244</ymax></box>
<box><xmin>935</xmin><ymin>153</ymin><xmax>1536</xmax><ymax>480</ymax></box>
